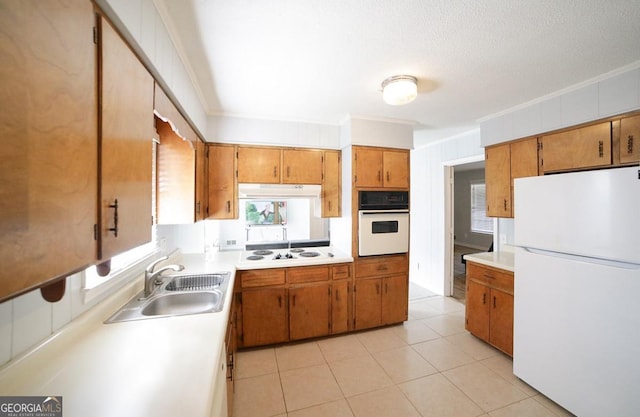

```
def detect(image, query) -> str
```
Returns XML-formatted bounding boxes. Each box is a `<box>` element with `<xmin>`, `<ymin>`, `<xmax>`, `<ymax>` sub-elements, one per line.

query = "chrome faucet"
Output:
<box><xmin>143</xmin><ymin>256</ymin><xmax>184</xmax><ymax>297</ymax></box>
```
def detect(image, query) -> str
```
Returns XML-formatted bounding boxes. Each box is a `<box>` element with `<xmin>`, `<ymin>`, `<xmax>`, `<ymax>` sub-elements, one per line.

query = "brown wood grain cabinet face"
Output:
<box><xmin>289</xmin><ymin>284</ymin><xmax>330</xmax><ymax>340</ymax></box>
<box><xmin>541</xmin><ymin>122</ymin><xmax>612</xmax><ymax>173</ymax></box>
<box><xmin>620</xmin><ymin>114</ymin><xmax>640</xmax><ymax>164</ymax></box>
<box><xmin>331</xmin><ymin>280</ymin><xmax>350</xmax><ymax>334</ymax></box>
<box><xmin>465</xmin><ymin>262</ymin><xmax>514</xmax><ymax>356</ymax></box>
<box><xmin>282</xmin><ymin>149</ymin><xmax>323</xmax><ymax>184</ymax></box>
<box><xmin>241</xmin><ymin>287</ymin><xmax>288</xmax><ymax>347</ymax></box>
<box><xmin>353</xmin><ymin>278</ymin><xmax>383</xmax><ymax>330</ymax></box>
<box><xmin>237</xmin><ymin>146</ymin><xmax>281</xmax><ymax>184</ymax></box>
<box><xmin>322</xmin><ymin>150</ymin><xmax>342</xmax><ymax>217</ymax></box>
<box><xmin>485</xmin><ymin>144</ymin><xmax>512</xmax><ymax>217</ymax></box>
<box><xmin>207</xmin><ymin>144</ymin><xmax>237</xmax><ymax>219</ymax></box>
<box><xmin>0</xmin><ymin>0</ymin><xmax>97</xmax><ymax>301</ymax></box>
<box><xmin>353</xmin><ymin>146</ymin><xmax>410</xmax><ymax>189</ymax></box>
<box><xmin>99</xmin><ymin>15</ymin><xmax>154</xmax><ymax>260</ymax></box>
<box><xmin>381</xmin><ymin>274</ymin><xmax>409</xmax><ymax>324</ymax></box>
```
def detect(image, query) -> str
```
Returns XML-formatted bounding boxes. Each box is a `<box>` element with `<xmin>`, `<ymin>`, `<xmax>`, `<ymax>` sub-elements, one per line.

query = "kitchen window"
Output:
<box><xmin>470</xmin><ymin>181</ymin><xmax>493</xmax><ymax>234</ymax></box>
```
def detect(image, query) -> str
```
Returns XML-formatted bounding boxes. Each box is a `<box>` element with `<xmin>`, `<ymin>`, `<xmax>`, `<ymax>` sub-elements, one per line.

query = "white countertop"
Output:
<box><xmin>0</xmin><ymin>248</ymin><xmax>353</xmax><ymax>417</ymax></box>
<box><xmin>463</xmin><ymin>250</ymin><xmax>514</xmax><ymax>272</ymax></box>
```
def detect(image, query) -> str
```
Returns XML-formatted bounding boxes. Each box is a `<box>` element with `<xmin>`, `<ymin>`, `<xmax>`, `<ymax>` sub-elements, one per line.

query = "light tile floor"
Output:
<box><xmin>232</xmin><ymin>292</ymin><xmax>575</xmax><ymax>417</ymax></box>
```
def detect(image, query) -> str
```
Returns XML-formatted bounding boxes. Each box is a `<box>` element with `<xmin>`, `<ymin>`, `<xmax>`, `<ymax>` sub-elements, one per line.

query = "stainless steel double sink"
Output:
<box><xmin>106</xmin><ymin>272</ymin><xmax>231</xmax><ymax>323</ymax></box>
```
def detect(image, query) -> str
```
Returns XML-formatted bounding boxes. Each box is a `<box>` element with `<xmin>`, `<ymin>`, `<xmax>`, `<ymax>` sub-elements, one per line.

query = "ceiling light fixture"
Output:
<box><xmin>381</xmin><ymin>75</ymin><xmax>418</xmax><ymax>106</ymax></box>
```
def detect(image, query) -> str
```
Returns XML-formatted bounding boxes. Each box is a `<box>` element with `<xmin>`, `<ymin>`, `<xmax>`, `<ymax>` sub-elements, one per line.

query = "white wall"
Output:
<box><xmin>481</xmin><ymin>63</ymin><xmax>640</xmax><ymax>146</ymax></box>
<box><xmin>410</xmin><ymin>129</ymin><xmax>484</xmax><ymax>295</ymax></box>
<box><xmin>207</xmin><ymin>115</ymin><xmax>341</xmax><ymax>148</ymax></box>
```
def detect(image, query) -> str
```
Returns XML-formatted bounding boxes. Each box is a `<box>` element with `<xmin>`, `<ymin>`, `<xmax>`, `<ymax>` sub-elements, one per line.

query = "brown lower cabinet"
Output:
<box><xmin>354</xmin><ymin>255</ymin><xmax>409</xmax><ymax>330</ymax></box>
<box><xmin>236</xmin><ymin>263</ymin><xmax>353</xmax><ymax>348</ymax></box>
<box><xmin>465</xmin><ymin>261</ymin><xmax>514</xmax><ymax>356</ymax></box>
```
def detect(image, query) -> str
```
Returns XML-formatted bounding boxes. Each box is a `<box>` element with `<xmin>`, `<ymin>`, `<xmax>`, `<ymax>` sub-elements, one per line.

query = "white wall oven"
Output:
<box><xmin>358</xmin><ymin>191</ymin><xmax>409</xmax><ymax>256</ymax></box>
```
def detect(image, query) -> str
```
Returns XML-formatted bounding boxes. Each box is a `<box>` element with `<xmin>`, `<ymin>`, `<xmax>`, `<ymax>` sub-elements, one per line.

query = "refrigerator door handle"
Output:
<box><xmin>522</xmin><ymin>247</ymin><xmax>640</xmax><ymax>270</ymax></box>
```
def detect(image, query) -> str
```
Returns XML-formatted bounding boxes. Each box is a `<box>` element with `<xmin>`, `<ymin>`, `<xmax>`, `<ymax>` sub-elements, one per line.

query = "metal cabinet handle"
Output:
<box><xmin>376</xmin><ymin>283</ymin><xmax>380</xmax><ymax>294</ymax></box>
<box><xmin>385</xmin><ymin>283</ymin><xmax>388</xmax><ymax>293</ymax></box>
<box><xmin>292</xmin><ymin>294</ymin><xmax>296</xmax><ymax>307</ymax></box>
<box><xmin>386</xmin><ymin>171</ymin><xmax>390</xmax><ymax>182</ymax></box>
<box><xmin>196</xmin><ymin>201</ymin><xmax>201</xmax><ymax>214</ymax></box>
<box><xmin>482</xmin><ymin>293</ymin><xmax>486</xmax><ymax>305</ymax></box>
<box><xmin>328</xmin><ymin>200</ymin><xmax>332</xmax><ymax>211</ymax></box>
<box><xmin>493</xmin><ymin>296</ymin><xmax>497</xmax><ymax>308</ymax></box>
<box><xmin>377</xmin><ymin>265</ymin><xmax>388</xmax><ymax>271</ymax></box>
<box><xmin>108</xmin><ymin>199</ymin><xmax>119</xmax><ymax>237</ymax></box>
<box><xmin>273</xmin><ymin>166</ymin><xmax>277</xmax><ymax>177</ymax></box>
<box><xmin>226</xmin><ymin>200</ymin><xmax>231</xmax><ymax>213</ymax></box>
<box><xmin>377</xmin><ymin>170</ymin><xmax>381</xmax><ymax>181</ymax></box>
<box><xmin>503</xmin><ymin>199</ymin><xmax>507</xmax><ymax>211</ymax></box>
<box><xmin>628</xmin><ymin>135</ymin><xmax>635</xmax><ymax>154</ymax></box>
<box><xmin>287</xmin><ymin>166</ymin><xmax>290</xmax><ymax>177</ymax></box>
<box><xmin>277</xmin><ymin>295</ymin><xmax>282</xmax><ymax>307</ymax></box>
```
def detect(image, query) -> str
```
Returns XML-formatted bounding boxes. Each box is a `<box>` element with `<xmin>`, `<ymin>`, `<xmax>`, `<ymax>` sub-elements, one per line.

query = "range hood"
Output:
<box><xmin>238</xmin><ymin>183</ymin><xmax>322</xmax><ymax>199</ymax></box>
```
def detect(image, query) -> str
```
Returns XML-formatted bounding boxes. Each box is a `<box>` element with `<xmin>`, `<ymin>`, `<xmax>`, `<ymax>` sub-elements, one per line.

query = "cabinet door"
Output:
<box><xmin>0</xmin><ymin>0</ymin><xmax>97</xmax><ymax>301</ymax></box>
<box><xmin>155</xmin><ymin>117</ymin><xmax>196</xmax><ymax>224</ymax></box>
<box><xmin>383</xmin><ymin>151</ymin><xmax>409</xmax><ymax>188</ymax></box>
<box><xmin>241</xmin><ymin>288</ymin><xmax>288</xmax><ymax>347</ymax></box>
<box><xmin>282</xmin><ymin>149</ymin><xmax>323</xmax><ymax>184</ymax></box>
<box><xmin>354</xmin><ymin>278</ymin><xmax>382</xmax><ymax>330</ymax></box>
<box><xmin>100</xmin><ymin>16</ymin><xmax>154</xmax><ymax>260</ymax></box>
<box><xmin>289</xmin><ymin>284</ymin><xmax>330</xmax><ymax>340</ymax></box>
<box><xmin>620</xmin><ymin>114</ymin><xmax>640</xmax><ymax>164</ymax></box>
<box><xmin>322</xmin><ymin>151</ymin><xmax>341</xmax><ymax>217</ymax></box>
<box><xmin>465</xmin><ymin>280</ymin><xmax>490</xmax><ymax>342</ymax></box>
<box><xmin>485</xmin><ymin>143</ymin><xmax>511</xmax><ymax>217</ymax></box>
<box><xmin>237</xmin><ymin>146</ymin><xmax>281</xmax><ymax>183</ymax></box>
<box><xmin>207</xmin><ymin>144</ymin><xmax>237</xmax><ymax>219</ymax></box>
<box><xmin>354</xmin><ymin>148</ymin><xmax>383</xmax><ymax>187</ymax></box>
<box><xmin>331</xmin><ymin>281</ymin><xmax>350</xmax><ymax>334</ymax></box>
<box><xmin>510</xmin><ymin>138</ymin><xmax>539</xmax><ymax>180</ymax></box>
<box><xmin>541</xmin><ymin>122</ymin><xmax>611</xmax><ymax>172</ymax></box>
<box><xmin>381</xmin><ymin>274</ymin><xmax>408</xmax><ymax>324</ymax></box>
<box><xmin>489</xmin><ymin>289</ymin><xmax>514</xmax><ymax>356</ymax></box>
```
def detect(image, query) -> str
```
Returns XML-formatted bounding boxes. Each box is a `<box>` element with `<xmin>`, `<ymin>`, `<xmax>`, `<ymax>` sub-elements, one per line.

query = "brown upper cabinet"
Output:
<box><xmin>282</xmin><ymin>149</ymin><xmax>324</xmax><ymax>184</ymax></box>
<box><xmin>99</xmin><ymin>15</ymin><xmax>154</xmax><ymax>261</ymax></box>
<box><xmin>619</xmin><ymin>114</ymin><xmax>640</xmax><ymax>164</ymax></box>
<box><xmin>322</xmin><ymin>151</ymin><xmax>342</xmax><ymax>217</ymax></box>
<box><xmin>353</xmin><ymin>146</ymin><xmax>410</xmax><ymax>188</ymax></box>
<box><xmin>154</xmin><ymin>85</ymin><xmax>206</xmax><ymax>224</ymax></box>
<box><xmin>237</xmin><ymin>146</ymin><xmax>281</xmax><ymax>184</ymax></box>
<box><xmin>207</xmin><ymin>144</ymin><xmax>237</xmax><ymax>219</ymax></box>
<box><xmin>485</xmin><ymin>138</ymin><xmax>539</xmax><ymax>218</ymax></box>
<box><xmin>540</xmin><ymin>122</ymin><xmax>611</xmax><ymax>173</ymax></box>
<box><xmin>0</xmin><ymin>0</ymin><xmax>98</xmax><ymax>301</ymax></box>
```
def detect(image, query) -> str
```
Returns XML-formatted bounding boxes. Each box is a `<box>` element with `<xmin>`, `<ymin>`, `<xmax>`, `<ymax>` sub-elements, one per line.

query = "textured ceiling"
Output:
<box><xmin>158</xmin><ymin>0</ymin><xmax>640</xmax><ymax>142</ymax></box>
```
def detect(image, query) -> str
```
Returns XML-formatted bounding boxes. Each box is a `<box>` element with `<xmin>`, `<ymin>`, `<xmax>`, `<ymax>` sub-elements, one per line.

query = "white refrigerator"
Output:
<box><xmin>513</xmin><ymin>166</ymin><xmax>640</xmax><ymax>417</ymax></box>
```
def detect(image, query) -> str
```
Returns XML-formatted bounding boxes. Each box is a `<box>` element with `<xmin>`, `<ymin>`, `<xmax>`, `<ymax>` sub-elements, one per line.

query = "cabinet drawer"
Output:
<box><xmin>240</xmin><ymin>269</ymin><xmax>286</xmax><ymax>288</ymax></box>
<box><xmin>466</xmin><ymin>262</ymin><xmax>513</xmax><ymax>294</ymax></box>
<box><xmin>331</xmin><ymin>264</ymin><xmax>351</xmax><ymax>280</ymax></box>
<box><xmin>356</xmin><ymin>256</ymin><xmax>408</xmax><ymax>278</ymax></box>
<box><xmin>287</xmin><ymin>266</ymin><xmax>329</xmax><ymax>284</ymax></box>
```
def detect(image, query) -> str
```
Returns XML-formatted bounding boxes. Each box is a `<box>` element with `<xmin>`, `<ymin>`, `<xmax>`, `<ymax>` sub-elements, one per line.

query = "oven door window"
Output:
<box><xmin>372</xmin><ymin>221</ymin><xmax>399</xmax><ymax>234</ymax></box>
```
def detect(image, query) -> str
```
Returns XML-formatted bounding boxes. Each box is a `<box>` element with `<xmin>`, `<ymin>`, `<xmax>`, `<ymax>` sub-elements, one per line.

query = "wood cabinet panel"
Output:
<box><xmin>485</xmin><ymin>143</ymin><xmax>511</xmax><ymax>217</ymax></box>
<box><xmin>322</xmin><ymin>150</ymin><xmax>341</xmax><ymax>217</ymax></box>
<box><xmin>354</xmin><ymin>278</ymin><xmax>382</xmax><ymax>330</ymax></box>
<box><xmin>490</xmin><ymin>288</ymin><xmax>514</xmax><ymax>356</ymax></box>
<box><xmin>510</xmin><ymin>138</ymin><xmax>539</xmax><ymax>180</ymax></box>
<box><xmin>355</xmin><ymin>256</ymin><xmax>408</xmax><ymax>278</ymax></box>
<box><xmin>541</xmin><ymin>122</ymin><xmax>612</xmax><ymax>172</ymax></box>
<box><xmin>195</xmin><ymin>139</ymin><xmax>206</xmax><ymax>221</ymax></box>
<box><xmin>465</xmin><ymin>261</ymin><xmax>514</xmax><ymax>356</ymax></box>
<box><xmin>99</xmin><ymin>15</ymin><xmax>154</xmax><ymax>260</ymax></box>
<box><xmin>287</xmin><ymin>266</ymin><xmax>329</xmax><ymax>284</ymax></box>
<box><xmin>282</xmin><ymin>149</ymin><xmax>323</xmax><ymax>184</ymax></box>
<box><xmin>383</xmin><ymin>150</ymin><xmax>410</xmax><ymax>188</ymax></box>
<box><xmin>237</xmin><ymin>146</ymin><xmax>281</xmax><ymax>184</ymax></box>
<box><xmin>381</xmin><ymin>274</ymin><xmax>408</xmax><ymax>324</ymax></box>
<box><xmin>240</xmin><ymin>269</ymin><xmax>286</xmax><ymax>288</ymax></box>
<box><xmin>289</xmin><ymin>284</ymin><xmax>330</xmax><ymax>340</ymax></box>
<box><xmin>241</xmin><ymin>287</ymin><xmax>288</xmax><ymax>347</ymax></box>
<box><xmin>331</xmin><ymin>281</ymin><xmax>350</xmax><ymax>334</ymax></box>
<box><xmin>620</xmin><ymin>114</ymin><xmax>640</xmax><ymax>164</ymax></box>
<box><xmin>0</xmin><ymin>0</ymin><xmax>97</xmax><ymax>301</ymax></box>
<box><xmin>207</xmin><ymin>144</ymin><xmax>237</xmax><ymax>219</ymax></box>
<box><xmin>331</xmin><ymin>264</ymin><xmax>351</xmax><ymax>280</ymax></box>
<box><xmin>354</xmin><ymin>147</ymin><xmax>383</xmax><ymax>187</ymax></box>
<box><xmin>465</xmin><ymin>279</ymin><xmax>490</xmax><ymax>341</ymax></box>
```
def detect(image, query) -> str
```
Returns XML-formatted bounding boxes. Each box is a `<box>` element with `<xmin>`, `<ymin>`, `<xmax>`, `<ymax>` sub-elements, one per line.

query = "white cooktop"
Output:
<box><xmin>236</xmin><ymin>246</ymin><xmax>352</xmax><ymax>270</ymax></box>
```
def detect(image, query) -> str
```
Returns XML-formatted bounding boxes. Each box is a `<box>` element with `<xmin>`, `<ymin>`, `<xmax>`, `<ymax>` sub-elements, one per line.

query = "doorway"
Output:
<box><xmin>443</xmin><ymin>156</ymin><xmax>492</xmax><ymax>301</ymax></box>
